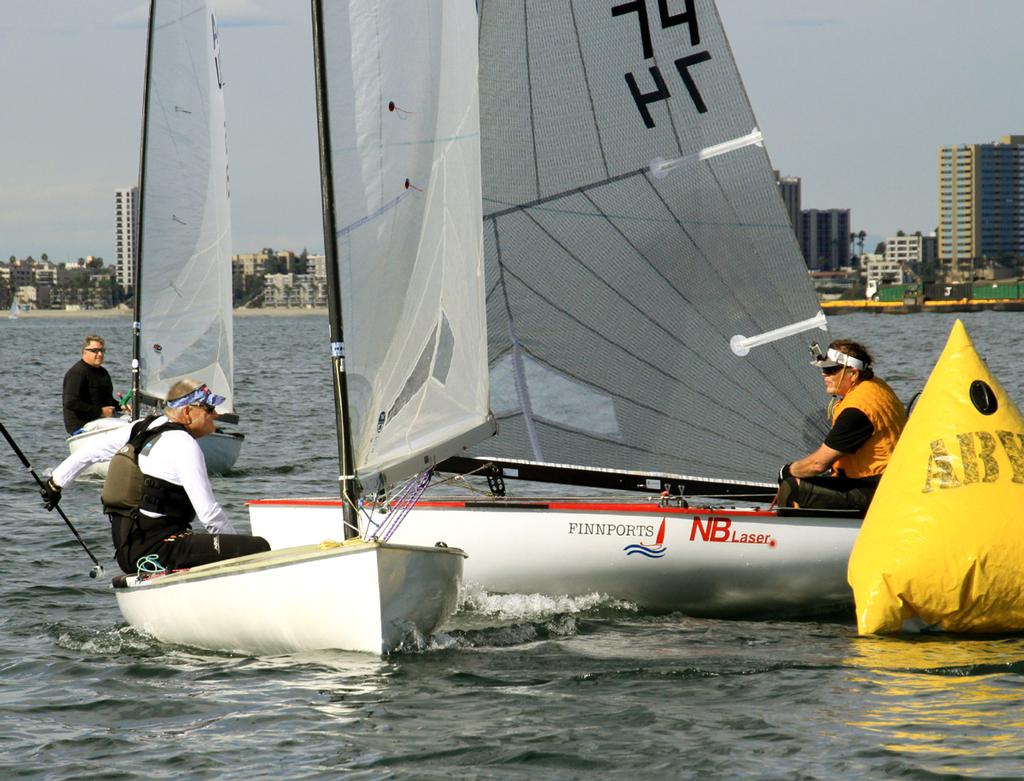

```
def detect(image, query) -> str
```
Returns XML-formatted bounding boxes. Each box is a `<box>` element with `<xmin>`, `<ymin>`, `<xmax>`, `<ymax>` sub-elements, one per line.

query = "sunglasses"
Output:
<box><xmin>821</xmin><ymin>366</ymin><xmax>843</xmax><ymax>376</ymax></box>
<box><xmin>84</xmin><ymin>347</ymin><xmax>106</xmax><ymax>354</ymax></box>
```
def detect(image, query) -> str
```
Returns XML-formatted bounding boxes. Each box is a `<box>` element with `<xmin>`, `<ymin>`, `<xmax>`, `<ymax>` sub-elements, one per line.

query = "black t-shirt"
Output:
<box><xmin>824</xmin><ymin>407</ymin><xmax>874</xmax><ymax>454</ymax></box>
<box><xmin>62</xmin><ymin>360</ymin><xmax>118</xmax><ymax>434</ymax></box>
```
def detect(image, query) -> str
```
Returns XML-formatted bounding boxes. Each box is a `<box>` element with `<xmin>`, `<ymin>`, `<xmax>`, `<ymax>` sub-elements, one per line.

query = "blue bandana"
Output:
<box><xmin>166</xmin><ymin>384</ymin><xmax>226</xmax><ymax>409</ymax></box>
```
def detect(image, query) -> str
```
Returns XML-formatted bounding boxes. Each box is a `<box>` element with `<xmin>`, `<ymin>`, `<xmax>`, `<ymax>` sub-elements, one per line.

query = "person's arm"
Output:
<box><xmin>788</xmin><ymin>443</ymin><xmax>844</xmax><ymax>478</ymax></box>
<box><xmin>51</xmin><ymin>423</ymin><xmax>132</xmax><ymax>487</ymax></box>
<box><xmin>100</xmin><ymin>369</ymin><xmax>119</xmax><ymax>415</ymax></box>
<box><xmin>171</xmin><ymin>435</ymin><xmax>237</xmax><ymax>535</ymax></box>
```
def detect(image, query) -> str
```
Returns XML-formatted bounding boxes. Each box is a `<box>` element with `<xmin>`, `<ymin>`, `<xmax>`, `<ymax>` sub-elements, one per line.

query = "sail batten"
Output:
<box><xmin>477</xmin><ymin>0</ymin><xmax>828</xmax><ymax>485</ymax></box>
<box><xmin>137</xmin><ymin>1</ymin><xmax>233</xmax><ymax>411</ymax></box>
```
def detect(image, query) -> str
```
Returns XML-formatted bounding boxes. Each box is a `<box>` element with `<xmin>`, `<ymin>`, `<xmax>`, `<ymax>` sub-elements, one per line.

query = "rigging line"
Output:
<box><xmin>495</xmin><ymin>262</ymin><xmax>807</xmax><ymax>450</ymax></box>
<box><xmin>511</xmin><ymin>207</ymin><xmax>810</xmax><ymax>433</ymax></box>
<box><xmin>575</xmin><ymin>187</ymin><xmax>812</xmax><ymax>433</ymax></box>
<box><xmin>567</xmin><ymin>0</ymin><xmax>610</xmax><ymax>180</ymax></box>
<box><xmin>492</xmin><ymin>220</ymin><xmax>544</xmax><ymax>461</ymax></box>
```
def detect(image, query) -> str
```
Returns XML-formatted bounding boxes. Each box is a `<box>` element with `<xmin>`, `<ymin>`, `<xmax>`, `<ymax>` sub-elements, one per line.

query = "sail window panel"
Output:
<box><xmin>490</xmin><ymin>353</ymin><xmax>622</xmax><ymax>440</ymax></box>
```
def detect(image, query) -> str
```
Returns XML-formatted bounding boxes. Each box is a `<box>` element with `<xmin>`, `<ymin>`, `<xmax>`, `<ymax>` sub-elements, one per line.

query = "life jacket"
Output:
<box><xmin>831</xmin><ymin>377</ymin><xmax>907</xmax><ymax>479</ymax></box>
<box><xmin>101</xmin><ymin>415</ymin><xmax>195</xmax><ymax>531</ymax></box>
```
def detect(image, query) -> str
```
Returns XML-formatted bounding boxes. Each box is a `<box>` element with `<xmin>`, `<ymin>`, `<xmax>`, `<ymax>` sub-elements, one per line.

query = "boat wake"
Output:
<box><xmin>426</xmin><ymin>583</ymin><xmax>639</xmax><ymax>650</ymax></box>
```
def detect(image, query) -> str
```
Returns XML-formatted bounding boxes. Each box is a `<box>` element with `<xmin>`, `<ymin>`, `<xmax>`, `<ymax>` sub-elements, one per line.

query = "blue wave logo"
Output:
<box><xmin>623</xmin><ymin>543</ymin><xmax>666</xmax><ymax>558</ymax></box>
<box><xmin>623</xmin><ymin>518</ymin><xmax>668</xmax><ymax>558</ymax></box>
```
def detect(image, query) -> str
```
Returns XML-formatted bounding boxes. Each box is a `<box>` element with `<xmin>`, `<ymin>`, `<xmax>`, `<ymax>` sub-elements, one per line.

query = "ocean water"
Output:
<box><xmin>2</xmin><ymin>311</ymin><xmax>1024</xmax><ymax>780</ymax></box>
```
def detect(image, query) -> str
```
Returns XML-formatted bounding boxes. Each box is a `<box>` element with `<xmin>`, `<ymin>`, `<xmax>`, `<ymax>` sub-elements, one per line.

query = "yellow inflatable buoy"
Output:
<box><xmin>848</xmin><ymin>319</ymin><xmax>1024</xmax><ymax>634</ymax></box>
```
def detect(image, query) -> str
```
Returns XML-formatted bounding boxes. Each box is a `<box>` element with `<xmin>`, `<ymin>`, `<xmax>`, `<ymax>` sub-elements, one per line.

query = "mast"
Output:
<box><xmin>130</xmin><ymin>0</ymin><xmax>158</xmax><ymax>422</ymax></box>
<box><xmin>310</xmin><ymin>0</ymin><xmax>359</xmax><ymax>537</ymax></box>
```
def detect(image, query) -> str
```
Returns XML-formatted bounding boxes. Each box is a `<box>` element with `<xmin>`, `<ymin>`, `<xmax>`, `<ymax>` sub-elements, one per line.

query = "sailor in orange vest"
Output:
<box><xmin>777</xmin><ymin>340</ymin><xmax>907</xmax><ymax>511</ymax></box>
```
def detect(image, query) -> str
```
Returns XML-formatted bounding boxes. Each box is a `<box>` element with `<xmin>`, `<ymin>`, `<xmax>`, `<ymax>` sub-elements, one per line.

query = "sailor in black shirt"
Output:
<box><xmin>62</xmin><ymin>335</ymin><xmax>122</xmax><ymax>434</ymax></box>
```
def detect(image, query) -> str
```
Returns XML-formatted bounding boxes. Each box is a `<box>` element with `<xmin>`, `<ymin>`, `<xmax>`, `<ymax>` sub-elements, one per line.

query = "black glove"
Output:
<box><xmin>40</xmin><ymin>478</ymin><xmax>62</xmax><ymax>511</ymax></box>
<box><xmin>778</xmin><ymin>463</ymin><xmax>793</xmax><ymax>484</ymax></box>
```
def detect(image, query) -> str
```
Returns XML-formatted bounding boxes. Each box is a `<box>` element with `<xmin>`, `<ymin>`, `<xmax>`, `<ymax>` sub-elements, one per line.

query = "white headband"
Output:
<box><xmin>827</xmin><ymin>348</ymin><xmax>865</xmax><ymax>371</ymax></box>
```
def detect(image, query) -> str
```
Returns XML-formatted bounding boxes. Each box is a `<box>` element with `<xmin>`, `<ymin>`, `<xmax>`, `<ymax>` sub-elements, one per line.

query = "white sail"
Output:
<box><xmin>8</xmin><ymin>298</ymin><xmax>18</xmax><ymax>319</ymax></box>
<box><xmin>475</xmin><ymin>0</ymin><xmax>828</xmax><ymax>485</ymax></box>
<box><xmin>137</xmin><ymin>1</ymin><xmax>234</xmax><ymax>411</ymax></box>
<box><xmin>321</xmin><ymin>1</ymin><xmax>493</xmax><ymax>488</ymax></box>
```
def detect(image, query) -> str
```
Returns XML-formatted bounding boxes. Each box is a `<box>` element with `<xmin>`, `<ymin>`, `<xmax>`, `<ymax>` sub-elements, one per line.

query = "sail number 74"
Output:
<box><xmin>612</xmin><ymin>0</ymin><xmax>713</xmax><ymax>128</ymax></box>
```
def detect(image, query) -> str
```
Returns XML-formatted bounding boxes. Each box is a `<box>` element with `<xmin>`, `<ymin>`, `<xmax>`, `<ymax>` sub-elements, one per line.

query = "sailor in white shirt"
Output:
<box><xmin>43</xmin><ymin>379</ymin><xmax>269</xmax><ymax>574</ymax></box>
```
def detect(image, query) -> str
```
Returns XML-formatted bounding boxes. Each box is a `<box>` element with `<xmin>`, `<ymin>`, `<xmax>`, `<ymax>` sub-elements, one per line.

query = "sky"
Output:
<box><xmin>2</xmin><ymin>0</ymin><xmax>1023</xmax><ymax>264</ymax></box>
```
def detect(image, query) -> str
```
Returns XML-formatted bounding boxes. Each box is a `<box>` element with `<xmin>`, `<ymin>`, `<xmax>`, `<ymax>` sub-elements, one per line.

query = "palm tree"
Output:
<box><xmin>857</xmin><ymin>230</ymin><xmax>867</xmax><ymax>256</ymax></box>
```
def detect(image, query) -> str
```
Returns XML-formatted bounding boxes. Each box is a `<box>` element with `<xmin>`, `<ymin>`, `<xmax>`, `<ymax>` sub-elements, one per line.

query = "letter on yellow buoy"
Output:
<box><xmin>848</xmin><ymin>319</ymin><xmax>1024</xmax><ymax>634</ymax></box>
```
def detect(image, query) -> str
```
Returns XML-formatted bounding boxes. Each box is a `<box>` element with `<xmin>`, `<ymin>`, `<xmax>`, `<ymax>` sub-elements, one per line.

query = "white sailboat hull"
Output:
<box><xmin>249</xmin><ymin>499</ymin><xmax>859</xmax><ymax>618</ymax></box>
<box><xmin>67</xmin><ymin>417</ymin><xmax>243</xmax><ymax>478</ymax></box>
<box><xmin>113</xmin><ymin>540</ymin><xmax>465</xmax><ymax>655</ymax></box>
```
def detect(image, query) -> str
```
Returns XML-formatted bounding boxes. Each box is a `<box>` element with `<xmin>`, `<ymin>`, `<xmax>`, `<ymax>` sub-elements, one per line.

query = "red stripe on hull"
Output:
<box><xmin>247</xmin><ymin>497</ymin><xmax>779</xmax><ymax>518</ymax></box>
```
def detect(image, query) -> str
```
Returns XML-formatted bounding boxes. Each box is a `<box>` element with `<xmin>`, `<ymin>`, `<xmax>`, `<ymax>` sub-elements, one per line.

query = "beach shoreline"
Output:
<box><xmin>15</xmin><ymin>306</ymin><xmax>329</xmax><ymax>319</ymax></box>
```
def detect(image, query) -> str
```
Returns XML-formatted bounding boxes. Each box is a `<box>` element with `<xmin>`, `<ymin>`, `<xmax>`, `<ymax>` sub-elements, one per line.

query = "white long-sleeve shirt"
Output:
<box><xmin>54</xmin><ymin>417</ymin><xmax>236</xmax><ymax>535</ymax></box>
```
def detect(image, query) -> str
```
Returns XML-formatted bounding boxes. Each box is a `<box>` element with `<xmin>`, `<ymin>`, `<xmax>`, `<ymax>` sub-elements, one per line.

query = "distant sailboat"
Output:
<box><xmin>66</xmin><ymin>0</ymin><xmax>242</xmax><ymax>475</ymax></box>
<box><xmin>8</xmin><ymin>298</ymin><xmax>18</xmax><ymax>320</ymax></box>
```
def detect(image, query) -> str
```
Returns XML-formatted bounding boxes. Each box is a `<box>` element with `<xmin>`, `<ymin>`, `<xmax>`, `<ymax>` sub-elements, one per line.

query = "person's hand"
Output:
<box><xmin>40</xmin><ymin>478</ymin><xmax>62</xmax><ymax>511</ymax></box>
<box><xmin>101</xmin><ymin>406</ymin><xmax>115</xmax><ymax>417</ymax></box>
<box><xmin>778</xmin><ymin>463</ymin><xmax>793</xmax><ymax>483</ymax></box>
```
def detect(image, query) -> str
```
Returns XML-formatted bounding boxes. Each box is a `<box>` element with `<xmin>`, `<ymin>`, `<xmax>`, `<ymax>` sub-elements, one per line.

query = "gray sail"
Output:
<box><xmin>477</xmin><ymin>0</ymin><xmax>828</xmax><ymax>485</ymax></box>
<box><xmin>138</xmin><ymin>1</ymin><xmax>234</xmax><ymax>410</ymax></box>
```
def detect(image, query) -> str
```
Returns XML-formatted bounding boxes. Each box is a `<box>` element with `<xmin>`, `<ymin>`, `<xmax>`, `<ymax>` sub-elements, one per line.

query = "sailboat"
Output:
<box><xmin>66</xmin><ymin>0</ymin><xmax>242</xmax><ymax>476</ymax></box>
<box><xmin>8</xmin><ymin>297</ymin><xmax>18</xmax><ymax>320</ymax></box>
<box><xmin>108</xmin><ymin>0</ymin><xmax>477</xmax><ymax>655</ymax></box>
<box><xmin>250</xmin><ymin>0</ymin><xmax>859</xmax><ymax>618</ymax></box>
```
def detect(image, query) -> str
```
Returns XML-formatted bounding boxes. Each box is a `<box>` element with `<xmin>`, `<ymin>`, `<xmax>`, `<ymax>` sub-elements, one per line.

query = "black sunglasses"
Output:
<box><xmin>821</xmin><ymin>365</ymin><xmax>843</xmax><ymax>376</ymax></box>
<box><xmin>84</xmin><ymin>347</ymin><xmax>106</xmax><ymax>354</ymax></box>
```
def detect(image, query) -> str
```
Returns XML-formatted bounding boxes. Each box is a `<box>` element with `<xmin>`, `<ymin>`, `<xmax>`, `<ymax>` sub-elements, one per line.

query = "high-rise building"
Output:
<box><xmin>938</xmin><ymin>135</ymin><xmax>1024</xmax><ymax>279</ymax></box>
<box><xmin>774</xmin><ymin>170</ymin><xmax>802</xmax><ymax>246</ymax></box>
<box><xmin>115</xmin><ymin>187</ymin><xmax>138</xmax><ymax>293</ymax></box>
<box><xmin>800</xmin><ymin>208</ymin><xmax>851</xmax><ymax>271</ymax></box>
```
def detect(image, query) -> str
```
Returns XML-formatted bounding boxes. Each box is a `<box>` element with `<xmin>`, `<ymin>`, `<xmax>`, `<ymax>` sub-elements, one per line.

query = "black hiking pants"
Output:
<box><xmin>778</xmin><ymin>474</ymin><xmax>880</xmax><ymax>511</ymax></box>
<box><xmin>109</xmin><ymin>512</ymin><xmax>271</xmax><ymax>574</ymax></box>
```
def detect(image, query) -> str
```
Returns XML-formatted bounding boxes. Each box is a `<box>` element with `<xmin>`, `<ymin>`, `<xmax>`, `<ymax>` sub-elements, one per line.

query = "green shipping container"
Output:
<box><xmin>877</xmin><ymin>285</ymin><xmax>908</xmax><ymax>302</ymax></box>
<box><xmin>971</xmin><ymin>283</ymin><xmax>1020</xmax><ymax>301</ymax></box>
